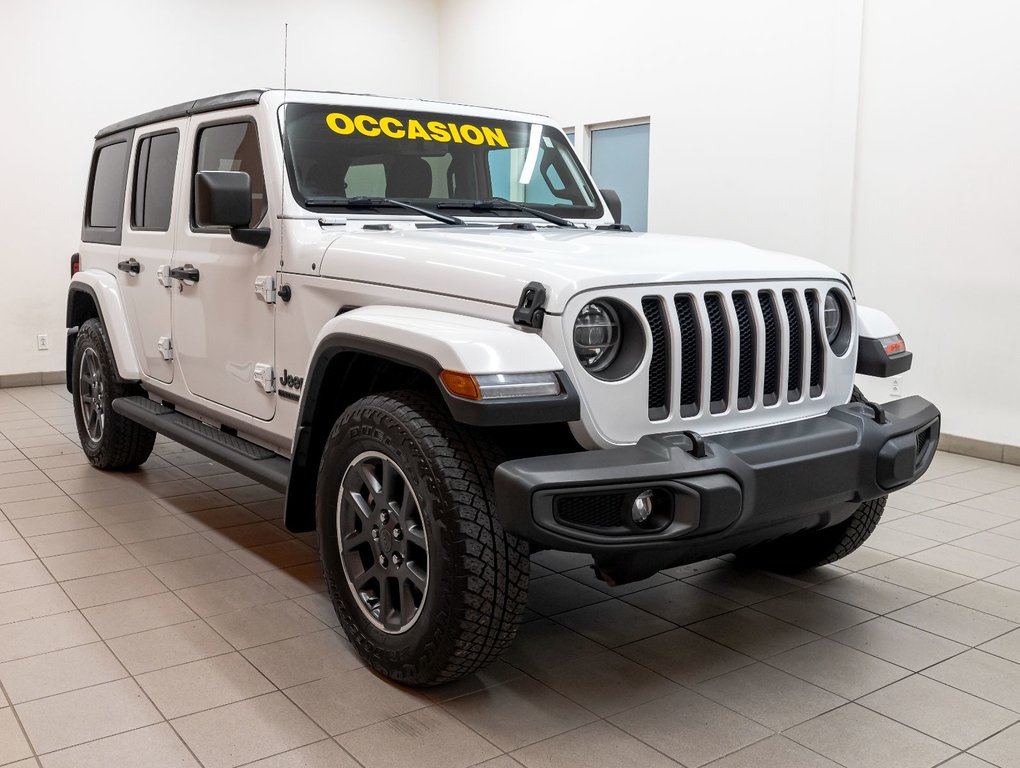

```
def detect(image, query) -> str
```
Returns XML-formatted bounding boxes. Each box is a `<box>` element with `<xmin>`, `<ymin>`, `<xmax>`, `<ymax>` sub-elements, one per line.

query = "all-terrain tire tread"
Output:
<box><xmin>73</xmin><ymin>319</ymin><xmax>156</xmax><ymax>470</ymax></box>
<box><xmin>318</xmin><ymin>391</ymin><xmax>528</xmax><ymax>686</ymax></box>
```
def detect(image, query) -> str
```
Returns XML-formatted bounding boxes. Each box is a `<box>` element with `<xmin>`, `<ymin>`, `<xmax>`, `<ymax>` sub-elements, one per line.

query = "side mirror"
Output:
<box><xmin>600</xmin><ymin>188</ymin><xmax>622</xmax><ymax>224</ymax></box>
<box><xmin>195</xmin><ymin>171</ymin><xmax>251</xmax><ymax>227</ymax></box>
<box><xmin>194</xmin><ymin>171</ymin><xmax>270</xmax><ymax>247</ymax></box>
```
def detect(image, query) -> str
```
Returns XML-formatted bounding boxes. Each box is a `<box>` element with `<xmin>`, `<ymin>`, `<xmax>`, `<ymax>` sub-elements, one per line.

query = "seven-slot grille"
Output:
<box><xmin>641</xmin><ymin>287</ymin><xmax>831</xmax><ymax>420</ymax></box>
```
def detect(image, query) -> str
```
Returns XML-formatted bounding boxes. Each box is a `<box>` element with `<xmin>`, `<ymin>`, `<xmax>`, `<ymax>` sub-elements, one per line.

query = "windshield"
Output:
<box><xmin>281</xmin><ymin>103</ymin><xmax>603</xmax><ymax>219</ymax></box>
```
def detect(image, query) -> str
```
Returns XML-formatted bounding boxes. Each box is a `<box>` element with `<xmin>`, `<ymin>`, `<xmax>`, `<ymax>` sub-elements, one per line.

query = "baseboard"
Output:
<box><xmin>0</xmin><ymin>371</ymin><xmax>65</xmax><ymax>388</ymax></box>
<box><xmin>939</xmin><ymin>433</ymin><xmax>1020</xmax><ymax>467</ymax></box>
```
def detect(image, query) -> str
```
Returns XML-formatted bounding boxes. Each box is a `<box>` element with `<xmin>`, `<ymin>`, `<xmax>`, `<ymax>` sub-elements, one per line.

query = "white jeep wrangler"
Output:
<box><xmin>68</xmin><ymin>89</ymin><xmax>939</xmax><ymax>685</ymax></box>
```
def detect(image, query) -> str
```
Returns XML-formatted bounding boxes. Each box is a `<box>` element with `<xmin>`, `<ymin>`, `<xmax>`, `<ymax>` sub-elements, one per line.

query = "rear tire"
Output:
<box><xmin>316</xmin><ymin>391</ymin><xmax>529</xmax><ymax>686</ymax></box>
<box><xmin>71</xmin><ymin>318</ymin><xmax>156</xmax><ymax>469</ymax></box>
<box><xmin>736</xmin><ymin>386</ymin><xmax>887</xmax><ymax>572</ymax></box>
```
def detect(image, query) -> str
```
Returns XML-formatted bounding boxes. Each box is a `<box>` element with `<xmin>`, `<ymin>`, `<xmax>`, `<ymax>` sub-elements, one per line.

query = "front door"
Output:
<box><xmin>118</xmin><ymin>121</ymin><xmax>184</xmax><ymax>383</ymax></box>
<box><xmin>171</xmin><ymin>115</ymin><xmax>277</xmax><ymax>420</ymax></box>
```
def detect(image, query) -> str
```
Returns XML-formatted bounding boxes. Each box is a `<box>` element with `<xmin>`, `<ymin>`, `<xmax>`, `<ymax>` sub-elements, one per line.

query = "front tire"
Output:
<box><xmin>316</xmin><ymin>391</ymin><xmax>529</xmax><ymax>686</ymax></box>
<box><xmin>71</xmin><ymin>318</ymin><xmax>155</xmax><ymax>469</ymax></box>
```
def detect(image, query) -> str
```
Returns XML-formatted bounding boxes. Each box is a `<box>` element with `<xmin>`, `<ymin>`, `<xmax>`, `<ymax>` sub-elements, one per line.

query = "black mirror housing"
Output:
<box><xmin>600</xmin><ymin>188</ymin><xmax>623</xmax><ymax>224</ymax></box>
<box><xmin>195</xmin><ymin>171</ymin><xmax>253</xmax><ymax>228</ymax></box>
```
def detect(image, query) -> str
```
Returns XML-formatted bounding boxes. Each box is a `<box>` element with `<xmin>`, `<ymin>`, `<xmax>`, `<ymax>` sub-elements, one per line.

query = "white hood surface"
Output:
<box><xmin>318</xmin><ymin>226</ymin><xmax>844</xmax><ymax>313</ymax></box>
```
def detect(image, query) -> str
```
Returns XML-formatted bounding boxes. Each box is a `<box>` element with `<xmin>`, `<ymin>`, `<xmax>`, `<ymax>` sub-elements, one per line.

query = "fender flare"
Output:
<box><xmin>300</xmin><ymin>305</ymin><xmax>577</xmax><ymax>425</ymax></box>
<box><xmin>856</xmin><ymin>305</ymin><xmax>900</xmax><ymax>339</ymax></box>
<box><xmin>856</xmin><ymin>305</ymin><xmax>912</xmax><ymax>377</ymax></box>
<box><xmin>284</xmin><ymin>306</ymin><xmax>579</xmax><ymax>533</ymax></box>
<box><xmin>67</xmin><ymin>271</ymin><xmax>142</xmax><ymax>383</ymax></box>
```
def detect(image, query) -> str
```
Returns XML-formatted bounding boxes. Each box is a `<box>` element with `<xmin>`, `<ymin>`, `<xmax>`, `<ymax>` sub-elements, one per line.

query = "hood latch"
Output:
<box><xmin>513</xmin><ymin>282</ymin><xmax>548</xmax><ymax>330</ymax></box>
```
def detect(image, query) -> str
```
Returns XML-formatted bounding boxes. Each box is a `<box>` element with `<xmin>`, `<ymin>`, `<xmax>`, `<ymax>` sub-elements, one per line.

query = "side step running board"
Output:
<box><xmin>112</xmin><ymin>396</ymin><xmax>290</xmax><ymax>492</ymax></box>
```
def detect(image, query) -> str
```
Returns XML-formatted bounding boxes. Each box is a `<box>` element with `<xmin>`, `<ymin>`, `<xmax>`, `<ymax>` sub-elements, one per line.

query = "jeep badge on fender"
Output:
<box><xmin>67</xmin><ymin>88</ymin><xmax>939</xmax><ymax>686</ymax></box>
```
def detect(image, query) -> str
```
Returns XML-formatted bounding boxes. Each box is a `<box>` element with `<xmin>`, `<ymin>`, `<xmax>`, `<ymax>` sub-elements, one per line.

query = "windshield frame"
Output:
<box><xmin>278</xmin><ymin>102</ymin><xmax>605</xmax><ymax>221</ymax></box>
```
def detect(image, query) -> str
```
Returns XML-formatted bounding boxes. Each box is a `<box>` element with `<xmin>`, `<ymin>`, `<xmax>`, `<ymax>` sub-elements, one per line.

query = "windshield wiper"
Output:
<box><xmin>304</xmin><ymin>196</ymin><xmax>465</xmax><ymax>226</ymax></box>
<box><xmin>438</xmin><ymin>197</ymin><xmax>577</xmax><ymax>228</ymax></box>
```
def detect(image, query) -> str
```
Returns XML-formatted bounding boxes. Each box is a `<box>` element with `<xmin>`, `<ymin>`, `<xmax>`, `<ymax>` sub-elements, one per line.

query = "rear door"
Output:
<box><xmin>170</xmin><ymin>113</ymin><xmax>277</xmax><ymax>420</ymax></box>
<box><xmin>117</xmin><ymin>122</ymin><xmax>184</xmax><ymax>383</ymax></box>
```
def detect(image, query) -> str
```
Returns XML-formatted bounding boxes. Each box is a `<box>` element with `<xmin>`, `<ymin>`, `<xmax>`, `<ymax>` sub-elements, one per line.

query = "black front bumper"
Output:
<box><xmin>493</xmin><ymin>396</ymin><xmax>940</xmax><ymax>560</ymax></box>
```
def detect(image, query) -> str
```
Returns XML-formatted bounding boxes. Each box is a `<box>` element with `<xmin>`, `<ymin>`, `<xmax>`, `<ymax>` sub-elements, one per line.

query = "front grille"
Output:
<box><xmin>758</xmin><ymin>291</ymin><xmax>780</xmax><ymax>406</ymax></box>
<box><xmin>733</xmin><ymin>293</ymin><xmax>755</xmax><ymax>410</ymax></box>
<box><xmin>704</xmin><ymin>293</ymin><xmax>729</xmax><ymax>413</ymax></box>
<box><xmin>644</xmin><ymin>286</ymin><xmax>834</xmax><ymax>419</ymax></box>
<box><xmin>674</xmin><ymin>295</ymin><xmax>701</xmax><ymax>417</ymax></box>
<box><xmin>556</xmin><ymin>494</ymin><xmax>627</xmax><ymax>529</ymax></box>
<box><xmin>783</xmin><ymin>290</ymin><xmax>803</xmax><ymax>400</ymax></box>
<box><xmin>641</xmin><ymin>297</ymin><xmax>669</xmax><ymax>419</ymax></box>
<box><xmin>806</xmin><ymin>290</ymin><xmax>824</xmax><ymax>397</ymax></box>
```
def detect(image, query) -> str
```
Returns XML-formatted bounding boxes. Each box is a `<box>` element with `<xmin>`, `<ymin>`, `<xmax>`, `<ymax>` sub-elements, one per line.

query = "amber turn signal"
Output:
<box><xmin>440</xmin><ymin>371</ymin><xmax>482</xmax><ymax>400</ymax></box>
<box><xmin>880</xmin><ymin>335</ymin><xmax>906</xmax><ymax>356</ymax></box>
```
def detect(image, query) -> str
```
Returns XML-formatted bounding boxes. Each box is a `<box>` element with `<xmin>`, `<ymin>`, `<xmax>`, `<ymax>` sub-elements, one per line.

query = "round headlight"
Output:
<box><xmin>823</xmin><ymin>290</ymin><xmax>842</xmax><ymax>344</ymax></box>
<box><xmin>574</xmin><ymin>301</ymin><xmax>621</xmax><ymax>372</ymax></box>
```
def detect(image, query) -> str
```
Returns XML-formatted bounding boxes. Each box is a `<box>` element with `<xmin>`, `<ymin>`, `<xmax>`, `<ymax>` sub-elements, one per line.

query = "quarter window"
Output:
<box><xmin>132</xmin><ymin>132</ymin><xmax>179</xmax><ymax>230</ymax></box>
<box><xmin>87</xmin><ymin>142</ymin><xmax>129</xmax><ymax>229</ymax></box>
<box><xmin>194</xmin><ymin>122</ymin><xmax>267</xmax><ymax>228</ymax></box>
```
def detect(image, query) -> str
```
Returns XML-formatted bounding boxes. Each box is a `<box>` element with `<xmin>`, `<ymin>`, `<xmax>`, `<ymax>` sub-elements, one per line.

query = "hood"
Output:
<box><xmin>317</xmin><ymin>226</ymin><xmax>844</xmax><ymax>313</ymax></box>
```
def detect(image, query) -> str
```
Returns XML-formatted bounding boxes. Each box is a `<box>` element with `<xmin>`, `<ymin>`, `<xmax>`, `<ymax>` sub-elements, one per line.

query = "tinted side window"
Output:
<box><xmin>88</xmin><ymin>142</ymin><xmax>129</xmax><ymax>228</ymax></box>
<box><xmin>132</xmin><ymin>132</ymin><xmax>179</xmax><ymax>230</ymax></box>
<box><xmin>194</xmin><ymin>122</ymin><xmax>267</xmax><ymax>228</ymax></box>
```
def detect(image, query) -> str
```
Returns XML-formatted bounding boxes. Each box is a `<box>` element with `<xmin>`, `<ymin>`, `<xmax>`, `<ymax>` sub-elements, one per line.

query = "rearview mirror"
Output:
<box><xmin>600</xmin><ymin>188</ymin><xmax>622</xmax><ymax>224</ymax></box>
<box><xmin>194</xmin><ymin>171</ymin><xmax>252</xmax><ymax>228</ymax></box>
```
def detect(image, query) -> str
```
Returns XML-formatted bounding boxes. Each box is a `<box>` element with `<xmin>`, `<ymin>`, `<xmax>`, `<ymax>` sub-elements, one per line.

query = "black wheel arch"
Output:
<box><xmin>66</xmin><ymin>283</ymin><xmax>104</xmax><ymax>392</ymax></box>
<box><xmin>283</xmin><ymin>334</ymin><xmax>580</xmax><ymax>533</ymax></box>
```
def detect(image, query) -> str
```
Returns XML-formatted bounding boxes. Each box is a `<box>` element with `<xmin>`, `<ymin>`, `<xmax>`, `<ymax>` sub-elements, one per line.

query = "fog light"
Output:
<box><xmin>631</xmin><ymin>490</ymin><xmax>655</xmax><ymax>524</ymax></box>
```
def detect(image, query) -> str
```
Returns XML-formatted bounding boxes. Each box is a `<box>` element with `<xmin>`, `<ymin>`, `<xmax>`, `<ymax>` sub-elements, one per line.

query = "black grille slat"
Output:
<box><xmin>704</xmin><ymin>294</ymin><xmax>729</xmax><ymax>413</ymax></box>
<box><xmin>674</xmin><ymin>295</ymin><xmax>700</xmax><ymax>417</ymax></box>
<box><xmin>805</xmin><ymin>291</ymin><xmax>824</xmax><ymax>397</ymax></box>
<box><xmin>783</xmin><ymin>290</ymin><xmax>803</xmax><ymax>400</ymax></box>
<box><xmin>733</xmin><ymin>293</ymin><xmax>755</xmax><ymax>410</ymax></box>
<box><xmin>642</xmin><ymin>297</ymin><xmax>669</xmax><ymax>420</ymax></box>
<box><xmin>556</xmin><ymin>494</ymin><xmax>627</xmax><ymax>529</ymax></box>
<box><xmin>758</xmin><ymin>291</ymin><xmax>780</xmax><ymax>406</ymax></box>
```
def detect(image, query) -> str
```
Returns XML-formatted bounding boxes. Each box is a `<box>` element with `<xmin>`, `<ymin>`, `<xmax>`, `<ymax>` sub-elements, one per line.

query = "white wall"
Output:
<box><xmin>437</xmin><ymin>0</ymin><xmax>864</xmax><ymax>270</ymax></box>
<box><xmin>851</xmin><ymin>0</ymin><xmax>1020</xmax><ymax>444</ymax></box>
<box><xmin>0</xmin><ymin>0</ymin><xmax>439</xmax><ymax>377</ymax></box>
<box><xmin>4</xmin><ymin>0</ymin><xmax>1015</xmax><ymax>446</ymax></box>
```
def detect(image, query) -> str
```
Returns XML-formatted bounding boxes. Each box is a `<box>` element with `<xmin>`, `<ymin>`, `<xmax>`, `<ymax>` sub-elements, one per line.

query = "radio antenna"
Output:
<box><xmin>279</xmin><ymin>22</ymin><xmax>289</xmax><ymax>268</ymax></box>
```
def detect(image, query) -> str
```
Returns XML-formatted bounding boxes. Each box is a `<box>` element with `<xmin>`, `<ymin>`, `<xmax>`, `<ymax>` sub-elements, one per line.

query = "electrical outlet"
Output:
<box><xmin>36</xmin><ymin>334</ymin><xmax>49</xmax><ymax>351</ymax></box>
<box><xmin>890</xmin><ymin>376</ymin><xmax>902</xmax><ymax>398</ymax></box>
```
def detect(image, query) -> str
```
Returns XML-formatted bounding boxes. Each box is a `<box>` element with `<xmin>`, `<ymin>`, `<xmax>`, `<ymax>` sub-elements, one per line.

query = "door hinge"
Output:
<box><xmin>253</xmin><ymin>363</ymin><xmax>275</xmax><ymax>393</ymax></box>
<box><xmin>156</xmin><ymin>265</ymin><xmax>173</xmax><ymax>288</ymax></box>
<box><xmin>157</xmin><ymin>336</ymin><xmax>173</xmax><ymax>361</ymax></box>
<box><xmin>254</xmin><ymin>275</ymin><xmax>276</xmax><ymax>304</ymax></box>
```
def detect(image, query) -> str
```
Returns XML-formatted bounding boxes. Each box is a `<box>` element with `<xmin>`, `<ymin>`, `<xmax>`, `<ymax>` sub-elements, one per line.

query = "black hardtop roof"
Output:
<box><xmin>95</xmin><ymin>89</ymin><xmax>269</xmax><ymax>139</ymax></box>
<box><xmin>95</xmin><ymin>88</ymin><xmax>547</xmax><ymax>140</ymax></box>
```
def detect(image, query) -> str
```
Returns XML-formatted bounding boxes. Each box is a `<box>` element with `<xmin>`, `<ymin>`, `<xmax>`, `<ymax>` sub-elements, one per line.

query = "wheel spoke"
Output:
<box><xmin>404</xmin><ymin>523</ymin><xmax>427</xmax><ymax>549</ymax></box>
<box><xmin>347</xmin><ymin>490</ymin><xmax>374</xmax><ymax>523</ymax></box>
<box><xmin>380</xmin><ymin>460</ymin><xmax>396</xmax><ymax>504</ymax></box>
<box><xmin>400</xmin><ymin>577</ymin><xmax>419</xmax><ymax>625</ymax></box>
<box><xmin>405</xmin><ymin>561</ymin><xmax>427</xmax><ymax>592</ymax></box>
<box><xmin>398</xmin><ymin>484</ymin><xmax>414</xmax><ymax>520</ymax></box>
<box><xmin>353</xmin><ymin>563</ymin><xmax>382</xmax><ymax>591</ymax></box>
<box><xmin>342</xmin><ymin>526</ymin><xmax>371</xmax><ymax>548</ymax></box>
<box><xmin>379</xmin><ymin>577</ymin><xmax>395</xmax><ymax>627</ymax></box>
<box><xmin>359</xmin><ymin>464</ymin><xmax>381</xmax><ymax>496</ymax></box>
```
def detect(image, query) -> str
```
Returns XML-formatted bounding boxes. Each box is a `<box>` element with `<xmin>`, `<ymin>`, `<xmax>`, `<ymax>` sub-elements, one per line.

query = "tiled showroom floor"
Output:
<box><xmin>1</xmin><ymin>385</ymin><xmax>1019</xmax><ymax>768</ymax></box>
